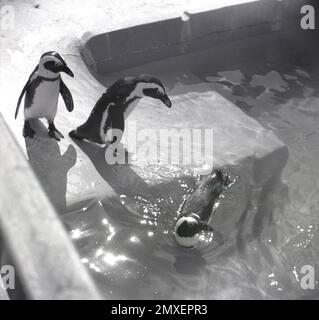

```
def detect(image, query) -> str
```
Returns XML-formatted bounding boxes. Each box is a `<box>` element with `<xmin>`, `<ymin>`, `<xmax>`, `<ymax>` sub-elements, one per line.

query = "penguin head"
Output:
<box><xmin>126</xmin><ymin>75</ymin><xmax>172</xmax><ymax>107</ymax></box>
<box><xmin>174</xmin><ymin>215</ymin><xmax>214</xmax><ymax>248</ymax></box>
<box><xmin>38</xmin><ymin>51</ymin><xmax>74</xmax><ymax>78</ymax></box>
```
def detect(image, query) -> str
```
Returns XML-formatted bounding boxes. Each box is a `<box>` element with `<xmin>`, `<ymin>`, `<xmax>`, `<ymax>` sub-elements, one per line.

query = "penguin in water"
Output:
<box><xmin>15</xmin><ymin>51</ymin><xmax>74</xmax><ymax>140</ymax></box>
<box><xmin>69</xmin><ymin>75</ymin><xmax>172</xmax><ymax>145</ymax></box>
<box><xmin>174</xmin><ymin>169</ymin><xmax>233</xmax><ymax>248</ymax></box>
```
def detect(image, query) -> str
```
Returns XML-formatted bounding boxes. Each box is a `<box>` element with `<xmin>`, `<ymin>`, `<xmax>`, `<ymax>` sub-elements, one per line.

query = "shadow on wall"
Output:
<box><xmin>25</xmin><ymin>119</ymin><xmax>77</xmax><ymax>214</ymax></box>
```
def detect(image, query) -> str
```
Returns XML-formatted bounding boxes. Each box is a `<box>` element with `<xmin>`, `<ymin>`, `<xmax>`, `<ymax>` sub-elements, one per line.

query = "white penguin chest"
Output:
<box><xmin>25</xmin><ymin>80</ymin><xmax>60</xmax><ymax>120</ymax></box>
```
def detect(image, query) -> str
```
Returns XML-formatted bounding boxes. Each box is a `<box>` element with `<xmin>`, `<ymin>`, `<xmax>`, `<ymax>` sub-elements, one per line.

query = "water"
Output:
<box><xmin>62</xmin><ymin>47</ymin><xmax>319</xmax><ymax>299</ymax></box>
<box><xmin>193</xmin><ymin>52</ymin><xmax>319</xmax><ymax>299</ymax></box>
<box><xmin>3</xmin><ymin>0</ymin><xmax>318</xmax><ymax>300</ymax></box>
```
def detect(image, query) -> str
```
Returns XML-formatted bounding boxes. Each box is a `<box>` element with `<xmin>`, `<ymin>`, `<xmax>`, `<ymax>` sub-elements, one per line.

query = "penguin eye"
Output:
<box><xmin>44</xmin><ymin>61</ymin><xmax>61</xmax><ymax>71</ymax></box>
<box><xmin>143</xmin><ymin>88</ymin><xmax>159</xmax><ymax>97</ymax></box>
<box><xmin>44</xmin><ymin>61</ymin><xmax>55</xmax><ymax>70</ymax></box>
<box><xmin>143</xmin><ymin>88</ymin><xmax>154</xmax><ymax>95</ymax></box>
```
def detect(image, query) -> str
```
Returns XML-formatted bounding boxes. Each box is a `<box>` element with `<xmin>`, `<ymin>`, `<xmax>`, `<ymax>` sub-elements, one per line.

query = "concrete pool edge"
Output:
<box><xmin>81</xmin><ymin>0</ymin><xmax>314</xmax><ymax>75</ymax></box>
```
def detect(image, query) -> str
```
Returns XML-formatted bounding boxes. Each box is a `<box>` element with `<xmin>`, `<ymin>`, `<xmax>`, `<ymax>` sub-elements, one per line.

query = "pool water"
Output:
<box><xmin>60</xmin><ymin>44</ymin><xmax>319</xmax><ymax>300</ymax></box>
<box><xmin>195</xmin><ymin>51</ymin><xmax>319</xmax><ymax>299</ymax></box>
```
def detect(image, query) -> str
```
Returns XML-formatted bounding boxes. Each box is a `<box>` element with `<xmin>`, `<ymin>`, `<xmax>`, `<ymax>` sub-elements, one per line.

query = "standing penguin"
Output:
<box><xmin>174</xmin><ymin>169</ymin><xmax>233</xmax><ymax>248</ymax></box>
<box><xmin>15</xmin><ymin>51</ymin><xmax>74</xmax><ymax>140</ymax></box>
<box><xmin>69</xmin><ymin>75</ymin><xmax>172</xmax><ymax>145</ymax></box>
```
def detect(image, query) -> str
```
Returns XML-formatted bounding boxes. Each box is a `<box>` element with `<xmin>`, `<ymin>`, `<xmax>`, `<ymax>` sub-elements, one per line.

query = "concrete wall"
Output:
<box><xmin>83</xmin><ymin>0</ymin><xmax>316</xmax><ymax>74</ymax></box>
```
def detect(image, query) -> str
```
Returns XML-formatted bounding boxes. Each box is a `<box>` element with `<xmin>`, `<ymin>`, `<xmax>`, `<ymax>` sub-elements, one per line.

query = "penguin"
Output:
<box><xmin>15</xmin><ymin>51</ymin><xmax>74</xmax><ymax>141</ymax></box>
<box><xmin>174</xmin><ymin>169</ymin><xmax>233</xmax><ymax>248</ymax></box>
<box><xmin>69</xmin><ymin>75</ymin><xmax>172</xmax><ymax>145</ymax></box>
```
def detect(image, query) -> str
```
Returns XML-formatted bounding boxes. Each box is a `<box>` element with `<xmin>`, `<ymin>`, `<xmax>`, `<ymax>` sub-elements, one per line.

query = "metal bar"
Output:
<box><xmin>0</xmin><ymin>113</ymin><xmax>101</xmax><ymax>300</ymax></box>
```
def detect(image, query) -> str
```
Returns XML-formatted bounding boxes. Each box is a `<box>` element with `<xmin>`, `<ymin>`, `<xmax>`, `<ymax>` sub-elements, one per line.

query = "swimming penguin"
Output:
<box><xmin>69</xmin><ymin>75</ymin><xmax>172</xmax><ymax>145</ymax></box>
<box><xmin>15</xmin><ymin>51</ymin><xmax>74</xmax><ymax>140</ymax></box>
<box><xmin>174</xmin><ymin>169</ymin><xmax>232</xmax><ymax>248</ymax></box>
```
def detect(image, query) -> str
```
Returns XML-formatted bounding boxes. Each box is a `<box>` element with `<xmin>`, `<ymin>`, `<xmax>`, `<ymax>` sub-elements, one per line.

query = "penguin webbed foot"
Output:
<box><xmin>48</xmin><ymin>121</ymin><xmax>64</xmax><ymax>141</ymax></box>
<box><xmin>49</xmin><ymin>130</ymin><xmax>63</xmax><ymax>141</ymax></box>
<box><xmin>69</xmin><ymin>129</ymin><xmax>84</xmax><ymax>141</ymax></box>
<box><xmin>23</xmin><ymin>121</ymin><xmax>35</xmax><ymax>139</ymax></box>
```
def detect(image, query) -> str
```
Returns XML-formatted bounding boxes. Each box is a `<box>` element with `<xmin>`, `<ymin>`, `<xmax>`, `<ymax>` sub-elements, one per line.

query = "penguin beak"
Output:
<box><xmin>160</xmin><ymin>94</ymin><xmax>172</xmax><ymax>108</ymax></box>
<box><xmin>61</xmin><ymin>65</ymin><xmax>74</xmax><ymax>77</ymax></box>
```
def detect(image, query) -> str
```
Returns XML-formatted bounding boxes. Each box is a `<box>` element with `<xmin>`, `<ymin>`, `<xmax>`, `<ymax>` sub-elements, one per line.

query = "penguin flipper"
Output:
<box><xmin>15</xmin><ymin>80</ymin><xmax>30</xmax><ymax>119</ymax></box>
<box><xmin>60</xmin><ymin>78</ymin><xmax>74</xmax><ymax>112</ymax></box>
<box><xmin>15</xmin><ymin>65</ymin><xmax>39</xmax><ymax>119</ymax></box>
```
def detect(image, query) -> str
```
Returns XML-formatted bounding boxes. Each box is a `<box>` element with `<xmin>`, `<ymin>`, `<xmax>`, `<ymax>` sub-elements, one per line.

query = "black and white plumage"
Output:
<box><xmin>69</xmin><ymin>75</ymin><xmax>172</xmax><ymax>145</ymax></box>
<box><xmin>15</xmin><ymin>51</ymin><xmax>74</xmax><ymax>141</ymax></box>
<box><xmin>174</xmin><ymin>169</ymin><xmax>232</xmax><ymax>248</ymax></box>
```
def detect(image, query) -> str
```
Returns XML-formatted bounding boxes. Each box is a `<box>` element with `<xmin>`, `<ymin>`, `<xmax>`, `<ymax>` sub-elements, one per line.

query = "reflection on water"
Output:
<box><xmin>63</xmin><ymin>49</ymin><xmax>319</xmax><ymax>299</ymax></box>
